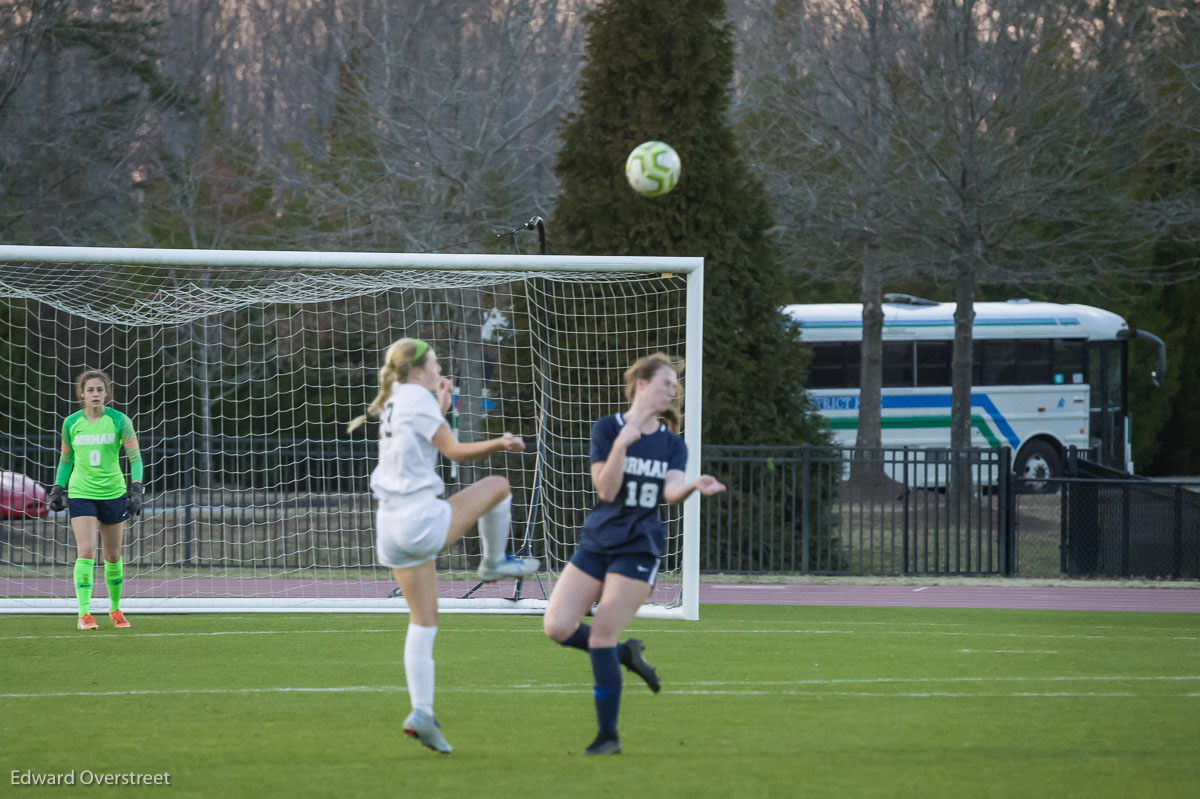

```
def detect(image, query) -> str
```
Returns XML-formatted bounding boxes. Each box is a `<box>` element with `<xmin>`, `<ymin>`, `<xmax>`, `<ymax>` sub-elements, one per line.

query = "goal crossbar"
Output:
<box><xmin>0</xmin><ymin>245</ymin><xmax>702</xmax><ymax>275</ymax></box>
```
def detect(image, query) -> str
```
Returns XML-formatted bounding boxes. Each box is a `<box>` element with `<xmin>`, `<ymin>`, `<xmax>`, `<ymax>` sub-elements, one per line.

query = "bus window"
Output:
<box><xmin>1052</xmin><ymin>339</ymin><xmax>1085</xmax><ymax>384</ymax></box>
<box><xmin>916</xmin><ymin>341</ymin><xmax>952</xmax><ymax>386</ymax></box>
<box><xmin>807</xmin><ymin>342</ymin><xmax>860</xmax><ymax>389</ymax></box>
<box><xmin>882</xmin><ymin>341</ymin><xmax>914</xmax><ymax>387</ymax></box>
<box><xmin>1015</xmin><ymin>339</ymin><xmax>1052</xmax><ymax>385</ymax></box>
<box><xmin>844</xmin><ymin>342</ymin><xmax>862</xmax><ymax>387</ymax></box>
<box><xmin>980</xmin><ymin>340</ymin><xmax>1018</xmax><ymax>385</ymax></box>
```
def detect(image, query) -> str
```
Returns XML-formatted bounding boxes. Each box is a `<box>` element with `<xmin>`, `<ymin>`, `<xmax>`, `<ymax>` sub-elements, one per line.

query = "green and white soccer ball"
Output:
<box><xmin>625</xmin><ymin>141</ymin><xmax>681</xmax><ymax>197</ymax></box>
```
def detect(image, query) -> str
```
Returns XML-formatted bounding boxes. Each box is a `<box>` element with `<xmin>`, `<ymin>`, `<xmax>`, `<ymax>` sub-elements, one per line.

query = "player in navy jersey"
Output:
<box><xmin>543</xmin><ymin>353</ymin><xmax>725</xmax><ymax>755</ymax></box>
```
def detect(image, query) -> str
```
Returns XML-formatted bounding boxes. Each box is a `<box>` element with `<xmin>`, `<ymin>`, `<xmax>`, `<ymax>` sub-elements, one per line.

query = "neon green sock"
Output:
<box><xmin>104</xmin><ymin>558</ymin><xmax>124</xmax><ymax>612</ymax></box>
<box><xmin>74</xmin><ymin>558</ymin><xmax>94</xmax><ymax>616</ymax></box>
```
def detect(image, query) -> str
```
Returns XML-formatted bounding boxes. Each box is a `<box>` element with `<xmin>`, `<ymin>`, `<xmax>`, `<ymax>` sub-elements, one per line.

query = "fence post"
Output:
<box><xmin>1174</xmin><ymin>485</ymin><xmax>1184</xmax><ymax>579</ymax></box>
<box><xmin>1120</xmin><ymin>484</ymin><xmax>1131</xmax><ymax>576</ymax></box>
<box><xmin>1059</xmin><ymin>477</ymin><xmax>1068</xmax><ymax>575</ymax></box>
<box><xmin>1062</xmin><ymin>446</ymin><xmax>1102</xmax><ymax>576</ymax></box>
<box><xmin>902</xmin><ymin>447</ymin><xmax>910</xmax><ymax>574</ymax></box>
<box><xmin>801</xmin><ymin>445</ymin><xmax>810</xmax><ymax>574</ymax></box>
<box><xmin>1000</xmin><ymin>447</ymin><xmax>1015</xmax><ymax>576</ymax></box>
<box><xmin>1060</xmin><ymin>447</ymin><xmax>1074</xmax><ymax>574</ymax></box>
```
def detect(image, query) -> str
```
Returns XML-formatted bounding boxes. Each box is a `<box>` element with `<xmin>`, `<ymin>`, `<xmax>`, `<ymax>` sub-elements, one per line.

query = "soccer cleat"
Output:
<box><xmin>109</xmin><ymin>610</ymin><xmax>131</xmax><ymax>628</ymax></box>
<box><xmin>403</xmin><ymin>709</ymin><xmax>452</xmax><ymax>754</ymax></box>
<box><xmin>476</xmin><ymin>553</ymin><xmax>540</xmax><ymax>583</ymax></box>
<box><xmin>77</xmin><ymin>614</ymin><xmax>98</xmax><ymax>631</ymax></box>
<box><xmin>620</xmin><ymin>638</ymin><xmax>661</xmax><ymax>693</ymax></box>
<box><xmin>582</xmin><ymin>732</ymin><xmax>621</xmax><ymax>755</ymax></box>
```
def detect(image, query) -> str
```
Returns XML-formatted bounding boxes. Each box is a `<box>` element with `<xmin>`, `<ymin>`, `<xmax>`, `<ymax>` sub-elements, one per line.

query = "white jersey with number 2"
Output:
<box><xmin>370</xmin><ymin>382</ymin><xmax>448</xmax><ymax>502</ymax></box>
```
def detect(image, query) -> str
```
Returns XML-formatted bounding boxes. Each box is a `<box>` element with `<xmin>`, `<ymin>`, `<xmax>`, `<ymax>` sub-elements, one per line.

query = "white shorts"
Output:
<box><xmin>375</xmin><ymin>493</ymin><xmax>452</xmax><ymax>569</ymax></box>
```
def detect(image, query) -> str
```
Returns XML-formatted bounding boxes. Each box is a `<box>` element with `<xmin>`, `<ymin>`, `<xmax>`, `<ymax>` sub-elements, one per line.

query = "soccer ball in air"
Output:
<box><xmin>625</xmin><ymin>141</ymin><xmax>681</xmax><ymax>197</ymax></box>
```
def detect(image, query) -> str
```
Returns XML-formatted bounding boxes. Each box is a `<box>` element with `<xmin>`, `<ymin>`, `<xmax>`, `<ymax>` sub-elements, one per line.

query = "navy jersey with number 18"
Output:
<box><xmin>578</xmin><ymin>413</ymin><xmax>688</xmax><ymax>557</ymax></box>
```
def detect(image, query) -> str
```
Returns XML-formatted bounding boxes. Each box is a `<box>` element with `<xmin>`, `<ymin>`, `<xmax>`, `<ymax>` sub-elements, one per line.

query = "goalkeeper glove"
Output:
<box><xmin>47</xmin><ymin>484</ymin><xmax>65</xmax><ymax>513</ymax></box>
<box><xmin>126</xmin><ymin>482</ymin><xmax>144</xmax><ymax>517</ymax></box>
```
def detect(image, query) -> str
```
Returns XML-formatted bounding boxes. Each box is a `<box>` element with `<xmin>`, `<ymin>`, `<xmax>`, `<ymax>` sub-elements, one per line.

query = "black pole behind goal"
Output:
<box><xmin>461</xmin><ymin>217</ymin><xmax>549</xmax><ymax>602</ymax></box>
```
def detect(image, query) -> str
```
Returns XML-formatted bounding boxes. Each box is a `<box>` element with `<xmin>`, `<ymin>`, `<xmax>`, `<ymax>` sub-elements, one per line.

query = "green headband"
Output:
<box><xmin>412</xmin><ymin>339</ymin><xmax>429</xmax><ymax>363</ymax></box>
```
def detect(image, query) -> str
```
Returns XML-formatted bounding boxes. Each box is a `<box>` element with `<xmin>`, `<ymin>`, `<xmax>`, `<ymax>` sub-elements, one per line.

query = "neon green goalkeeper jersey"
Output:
<box><xmin>56</xmin><ymin>408</ymin><xmax>144</xmax><ymax>500</ymax></box>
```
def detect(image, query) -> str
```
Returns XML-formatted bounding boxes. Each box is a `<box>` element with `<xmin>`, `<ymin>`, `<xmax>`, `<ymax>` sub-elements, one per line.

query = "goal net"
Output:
<box><xmin>0</xmin><ymin>246</ymin><xmax>704</xmax><ymax>619</ymax></box>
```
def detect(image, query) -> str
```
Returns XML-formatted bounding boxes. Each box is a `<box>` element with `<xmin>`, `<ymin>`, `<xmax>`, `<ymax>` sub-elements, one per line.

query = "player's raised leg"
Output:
<box><xmin>447</xmin><ymin>476</ymin><xmax>539</xmax><ymax>582</ymax></box>
<box><xmin>543</xmin><ymin>562</ymin><xmax>603</xmax><ymax>647</ymax></box>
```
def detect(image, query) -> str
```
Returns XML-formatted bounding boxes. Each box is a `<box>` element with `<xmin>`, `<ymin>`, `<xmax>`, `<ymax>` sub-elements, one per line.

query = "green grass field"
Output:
<box><xmin>3</xmin><ymin>604</ymin><xmax>1198</xmax><ymax>798</ymax></box>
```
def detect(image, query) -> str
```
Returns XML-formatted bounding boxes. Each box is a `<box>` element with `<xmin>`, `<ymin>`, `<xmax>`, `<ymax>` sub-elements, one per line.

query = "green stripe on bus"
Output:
<box><xmin>801</xmin><ymin>319</ymin><xmax>1080</xmax><ymax>329</ymax></box>
<box><xmin>827</xmin><ymin>414</ymin><xmax>1001</xmax><ymax>448</ymax></box>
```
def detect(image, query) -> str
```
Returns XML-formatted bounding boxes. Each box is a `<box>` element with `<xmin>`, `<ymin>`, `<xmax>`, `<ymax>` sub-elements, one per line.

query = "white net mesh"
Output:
<box><xmin>0</xmin><ymin>249</ymin><xmax>698</xmax><ymax>615</ymax></box>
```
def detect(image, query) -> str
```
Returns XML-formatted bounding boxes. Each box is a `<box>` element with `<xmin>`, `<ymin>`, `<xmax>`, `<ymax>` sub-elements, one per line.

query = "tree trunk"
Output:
<box><xmin>950</xmin><ymin>262</ymin><xmax>975</xmax><ymax>452</ymax></box>
<box><xmin>950</xmin><ymin>256</ymin><xmax>976</xmax><ymax>510</ymax></box>
<box><xmin>852</xmin><ymin>259</ymin><xmax>885</xmax><ymax>485</ymax></box>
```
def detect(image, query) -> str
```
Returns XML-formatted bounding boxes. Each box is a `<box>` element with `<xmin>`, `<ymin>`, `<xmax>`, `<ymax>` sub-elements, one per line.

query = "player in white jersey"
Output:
<box><xmin>347</xmin><ymin>337</ymin><xmax>539</xmax><ymax>754</ymax></box>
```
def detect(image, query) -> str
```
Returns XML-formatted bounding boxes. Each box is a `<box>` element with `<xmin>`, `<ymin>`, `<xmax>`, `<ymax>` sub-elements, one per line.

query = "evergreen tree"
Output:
<box><xmin>1123</xmin><ymin>0</ymin><xmax>1200</xmax><ymax>474</ymax></box>
<box><xmin>552</xmin><ymin>0</ymin><xmax>827</xmax><ymax>446</ymax></box>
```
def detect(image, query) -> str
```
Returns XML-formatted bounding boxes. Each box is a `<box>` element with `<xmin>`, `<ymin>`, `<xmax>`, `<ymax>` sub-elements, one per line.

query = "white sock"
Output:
<box><xmin>478</xmin><ymin>494</ymin><xmax>511</xmax><ymax>565</ymax></box>
<box><xmin>404</xmin><ymin>623</ymin><xmax>438</xmax><ymax>716</ymax></box>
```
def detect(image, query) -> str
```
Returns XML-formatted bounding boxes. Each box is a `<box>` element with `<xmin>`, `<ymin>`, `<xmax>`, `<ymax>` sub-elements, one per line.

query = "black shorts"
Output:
<box><xmin>569</xmin><ymin>548</ymin><xmax>660</xmax><ymax>586</ymax></box>
<box><xmin>68</xmin><ymin>497</ymin><xmax>129</xmax><ymax>525</ymax></box>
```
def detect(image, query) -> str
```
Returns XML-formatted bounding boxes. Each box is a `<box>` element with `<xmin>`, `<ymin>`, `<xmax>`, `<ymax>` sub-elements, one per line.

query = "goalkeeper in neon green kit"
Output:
<box><xmin>47</xmin><ymin>369</ymin><xmax>144</xmax><ymax>630</ymax></box>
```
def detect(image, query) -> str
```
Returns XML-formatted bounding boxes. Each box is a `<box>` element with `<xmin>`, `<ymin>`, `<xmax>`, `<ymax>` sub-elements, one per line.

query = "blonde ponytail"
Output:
<box><xmin>347</xmin><ymin>338</ymin><xmax>432</xmax><ymax>432</ymax></box>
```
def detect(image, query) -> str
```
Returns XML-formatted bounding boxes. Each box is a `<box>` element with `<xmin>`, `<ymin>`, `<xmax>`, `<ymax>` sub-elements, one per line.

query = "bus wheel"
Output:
<box><xmin>1015</xmin><ymin>441</ymin><xmax>1062</xmax><ymax>494</ymax></box>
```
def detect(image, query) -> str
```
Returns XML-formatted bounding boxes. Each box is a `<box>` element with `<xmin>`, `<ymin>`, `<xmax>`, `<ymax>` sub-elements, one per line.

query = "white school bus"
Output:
<box><xmin>785</xmin><ymin>296</ymin><xmax>1165</xmax><ymax>483</ymax></box>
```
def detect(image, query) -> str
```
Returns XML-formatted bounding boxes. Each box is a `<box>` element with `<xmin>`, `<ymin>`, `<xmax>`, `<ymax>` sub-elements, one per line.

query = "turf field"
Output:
<box><xmin>2</xmin><ymin>604</ymin><xmax>1198</xmax><ymax>798</ymax></box>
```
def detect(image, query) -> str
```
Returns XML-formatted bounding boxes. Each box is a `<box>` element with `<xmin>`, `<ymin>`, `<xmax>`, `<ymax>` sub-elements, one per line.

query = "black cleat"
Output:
<box><xmin>620</xmin><ymin>638</ymin><xmax>661</xmax><ymax>693</ymax></box>
<box><xmin>582</xmin><ymin>732</ymin><xmax>621</xmax><ymax>755</ymax></box>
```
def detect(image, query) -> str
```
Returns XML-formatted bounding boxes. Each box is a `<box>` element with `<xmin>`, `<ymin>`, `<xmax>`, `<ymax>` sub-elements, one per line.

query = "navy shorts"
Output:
<box><xmin>68</xmin><ymin>497</ymin><xmax>129</xmax><ymax>525</ymax></box>
<box><xmin>569</xmin><ymin>548</ymin><xmax>660</xmax><ymax>586</ymax></box>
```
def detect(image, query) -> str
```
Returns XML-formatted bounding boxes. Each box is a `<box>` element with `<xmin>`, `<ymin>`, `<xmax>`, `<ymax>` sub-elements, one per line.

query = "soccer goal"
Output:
<box><xmin>0</xmin><ymin>245</ymin><xmax>704</xmax><ymax>619</ymax></box>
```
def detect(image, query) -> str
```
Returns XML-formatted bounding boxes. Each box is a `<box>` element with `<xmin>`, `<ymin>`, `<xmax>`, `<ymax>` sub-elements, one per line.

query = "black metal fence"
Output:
<box><xmin>699</xmin><ymin>445</ymin><xmax>1013</xmax><ymax>576</ymax></box>
<box><xmin>5</xmin><ymin>435</ymin><xmax>1199</xmax><ymax>579</ymax></box>
<box><xmin>1057</xmin><ymin>478</ymin><xmax>1200</xmax><ymax>578</ymax></box>
<box><xmin>1043</xmin><ymin>451</ymin><xmax>1200</xmax><ymax>579</ymax></box>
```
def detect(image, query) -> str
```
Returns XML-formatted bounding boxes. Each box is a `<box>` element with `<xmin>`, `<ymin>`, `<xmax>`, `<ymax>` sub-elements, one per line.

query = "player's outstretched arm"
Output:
<box><xmin>432</xmin><ymin>426</ymin><xmax>525</xmax><ymax>463</ymax></box>
<box><xmin>663</xmin><ymin>471</ymin><xmax>726</xmax><ymax>505</ymax></box>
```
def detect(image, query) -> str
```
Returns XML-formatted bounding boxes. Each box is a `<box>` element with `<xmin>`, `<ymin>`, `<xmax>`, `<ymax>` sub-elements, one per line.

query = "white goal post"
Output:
<box><xmin>0</xmin><ymin>245</ymin><xmax>704</xmax><ymax>619</ymax></box>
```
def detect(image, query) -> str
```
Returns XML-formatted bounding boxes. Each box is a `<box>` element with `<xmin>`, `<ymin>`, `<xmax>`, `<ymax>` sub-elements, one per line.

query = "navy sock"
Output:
<box><xmin>560</xmin><ymin>623</ymin><xmax>632</xmax><ymax>666</ymax></box>
<box><xmin>561</xmin><ymin>622</ymin><xmax>591</xmax><ymax>651</ymax></box>
<box><xmin>589</xmin><ymin>646</ymin><xmax>622</xmax><ymax>735</ymax></box>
